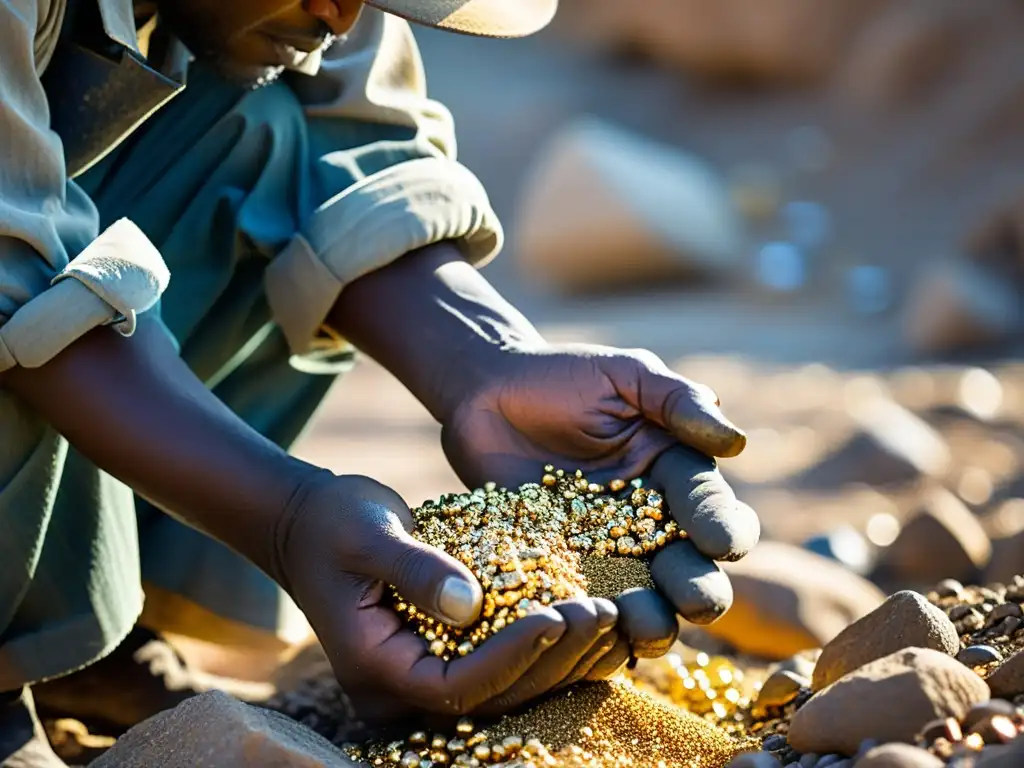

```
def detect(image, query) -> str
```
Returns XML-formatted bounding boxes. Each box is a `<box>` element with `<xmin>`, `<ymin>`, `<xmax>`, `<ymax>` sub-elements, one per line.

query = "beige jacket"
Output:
<box><xmin>0</xmin><ymin>0</ymin><xmax>502</xmax><ymax>372</ymax></box>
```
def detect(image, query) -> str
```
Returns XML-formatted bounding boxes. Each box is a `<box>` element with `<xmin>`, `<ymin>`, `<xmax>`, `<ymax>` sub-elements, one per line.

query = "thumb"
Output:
<box><xmin>355</xmin><ymin>507</ymin><xmax>484</xmax><ymax>629</ymax></box>
<box><xmin>612</xmin><ymin>353</ymin><xmax>747</xmax><ymax>458</ymax></box>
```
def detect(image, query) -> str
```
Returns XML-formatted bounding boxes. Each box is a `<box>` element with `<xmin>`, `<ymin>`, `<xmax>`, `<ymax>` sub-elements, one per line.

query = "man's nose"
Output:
<box><xmin>304</xmin><ymin>0</ymin><xmax>357</xmax><ymax>35</ymax></box>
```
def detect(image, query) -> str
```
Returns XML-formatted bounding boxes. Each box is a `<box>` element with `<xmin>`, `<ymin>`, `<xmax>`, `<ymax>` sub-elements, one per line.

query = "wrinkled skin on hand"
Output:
<box><xmin>441</xmin><ymin>343</ymin><xmax>760</xmax><ymax>675</ymax></box>
<box><xmin>278</xmin><ymin>473</ymin><xmax>623</xmax><ymax>724</ymax></box>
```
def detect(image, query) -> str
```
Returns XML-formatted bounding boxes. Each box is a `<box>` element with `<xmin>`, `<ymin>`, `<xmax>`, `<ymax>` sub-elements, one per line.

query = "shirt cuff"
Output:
<box><xmin>0</xmin><ymin>219</ymin><xmax>170</xmax><ymax>372</ymax></box>
<box><xmin>264</xmin><ymin>156</ymin><xmax>503</xmax><ymax>374</ymax></box>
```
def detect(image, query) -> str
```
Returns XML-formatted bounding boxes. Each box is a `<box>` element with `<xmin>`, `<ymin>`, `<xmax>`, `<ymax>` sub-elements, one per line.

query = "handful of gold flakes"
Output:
<box><xmin>392</xmin><ymin>468</ymin><xmax>682</xmax><ymax>661</ymax></box>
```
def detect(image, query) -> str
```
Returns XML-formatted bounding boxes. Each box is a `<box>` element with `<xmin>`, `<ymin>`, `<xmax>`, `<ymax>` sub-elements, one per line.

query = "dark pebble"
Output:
<box><xmin>950</xmin><ymin>605</ymin><xmax>975</xmax><ymax>622</ymax></box>
<box><xmin>919</xmin><ymin>717</ymin><xmax>956</xmax><ymax>744</ymax></box>
<box><xmin>763</xmin><ymin>734</ymin><xmax>788</xmax><ymax>752</ymax></box>
<box><xmin>798</xmin><ymin>754</ymin><xmax>819</xmax><ymax>767</ymax></box>
<box><xmin>816</xmin><ymin>756</ymin><xmax>845</xmax><ymax>767</ymax></box>
<box><xmin>958</xmin><ymin>645</ymin><xmax>1004</xmax><ymax>667</ymax></box>
<box><xmin>989</xmin><ymin>603</ymin><xmax>1023</xmax><ymax>622</ymax></box>
<box><xmin>936</xmin><ymin>579</ymin><xmax>965</xmax><ymax>598</ymax></box>
<box><xmin>962</xmin><ymin>699</ymin><xmax>1018</xmax><ymax>731</ymax></box>
<box><xmin>989</xmin><ymin>616</ymin><xmax>1022</xmax><ymax>638</ymax></box>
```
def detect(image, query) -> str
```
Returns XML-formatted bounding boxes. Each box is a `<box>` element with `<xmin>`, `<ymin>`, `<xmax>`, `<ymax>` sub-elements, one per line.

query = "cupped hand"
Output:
<box><xmin>275</xmin><ymin>471</ymin><xmax>628</xmax><ymax>723</ymax></box>
<box><xmin>439</xmin><ymin>343</ymin><xmax>760</xmax><ymax>673</ymax></box>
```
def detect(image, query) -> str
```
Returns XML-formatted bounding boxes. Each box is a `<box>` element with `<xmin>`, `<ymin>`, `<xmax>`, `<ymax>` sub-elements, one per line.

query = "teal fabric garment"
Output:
<box><xmin>0</xmin><ymin>62</ymin><xmax>452</xmax><ymax>690</ymax></box>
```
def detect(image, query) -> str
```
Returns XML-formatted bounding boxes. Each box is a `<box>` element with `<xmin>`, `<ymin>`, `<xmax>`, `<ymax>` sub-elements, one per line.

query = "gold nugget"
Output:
<box><xmin>392</xmin><ymin>470</ymin><xmax>683</xmax><ymax>660</ymax></box>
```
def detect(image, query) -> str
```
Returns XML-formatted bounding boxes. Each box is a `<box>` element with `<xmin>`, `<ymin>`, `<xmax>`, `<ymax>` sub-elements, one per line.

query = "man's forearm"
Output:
<box><xmin>329</xmin><ymin>241</ymin><xmax>545</xmax><ymax>422</ymax></box>
<box><xmin>0</xmin><ymin>319</ymin><xmax>317</xmax><ymax>580</ymax></box>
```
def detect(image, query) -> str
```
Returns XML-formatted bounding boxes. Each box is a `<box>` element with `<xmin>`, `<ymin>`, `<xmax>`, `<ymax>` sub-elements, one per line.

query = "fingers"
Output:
<box><xmin>366</xmin><ymin>607</ymin><xmax>568</xmax><ymax>715</ymax></box>
<box><xmin>650</xmin><ymin>539</ymin><xmax>733</xmax><ymax>625</ymax></box>
<box><xmin>584</xmin><ymin>634</ymin><xmax>632</xmax><ymax>681</ymax></box>
<box><xmin>615</xmin><ymin>354</ymin><xmax>747</xmax><ymax>459</ymax></box>
<box><xmin>615</xmin><ymin>588</ymin><xmax>679</xmax><ymax>659</ymax></box>
<box><xmin>650</xmin><ymin>446</ymin><xmax>760</xmax><ymax>562</ymax></box>
<box><xmin>347</xmin><ymin>497</ymin><xmax>484</xmax><ymax>628</ymax></box>
<box><xmin>475</xmin><ymin>598</ymin><xmax>618</xmax><ymax>715</ymax></box>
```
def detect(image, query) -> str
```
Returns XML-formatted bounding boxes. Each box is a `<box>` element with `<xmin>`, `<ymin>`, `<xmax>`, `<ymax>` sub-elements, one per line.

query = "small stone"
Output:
<box><xmin>936</xmin><ymin>580</ymin><xmax>966</xmax><ymax>598</ymax></box>
<box><xmin>817</xmin><ymin>757</ymin><xmax>847</xmax><ymax>768</ymax></box>
<box><xmin>727</xmin><ymin>753</ymin><xmax>785</xmax><ymax>768</ymax></box>
<box><xmin>789</xmin><ymin>648</ymin><xmax>991</xmax><ymax>756</ymax></box>
<box><xmin>757</xmin><ymin>670</ymin><xmax>809</xmax><ymax>712</ymax></box>
<box><xmin>763</xmin><ymin>734</ymin><xmax>788</xmax><ymax>752</ymax></box>
<box><xmin>90</xmin><ymin>691</ymin><xmax>358</xmax><ymax>768</ymax></box>
<box><xmin>962</xmin><ymin>700</ymin><xmax>1018</xmax><ymax>731</ymax></box>
<box><xmin>959</xmin><ymin>646</ymin><xmax>1004</xmax><ymax>668</ymax></box>
<box><xmin>798</xmin><ymin>753</ymin><xmax>819</xmax><ymax>767</ymax></box>
<box><xmin>989</xmin><ymin>603</ymin><xmax>1022</xmax><ymax>622</ymax></box>
<box><xmin>708</xmin><ymin>542</ymin><xmax>885</xmax><ymax>660</ymax></box>
<box><xmin>853</xmin><ymin>743</ymin><xmax>945</xmax><ymax>767</ymax></box>
<box><xmin>877</xmin><ymin>489</ymin><xmax>991</xmax><ymax>586</ymax></box>
<box><xmin>969</xmin><ymin>713</ymin><xmax>1019</xmax><ymax>745</ymax></box>
<box><xmin>812</xmin><ymin>590</ymin><xmax>960</xmax><ymax>691</ymax></box>
<box><xmin>987</xmin><ymin>649</ymin><xmax>1024</xmax><ymax>698</ymax></box>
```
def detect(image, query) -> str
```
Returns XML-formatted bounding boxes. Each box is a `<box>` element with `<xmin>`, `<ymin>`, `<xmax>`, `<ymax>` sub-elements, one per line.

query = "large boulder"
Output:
<box><xmin>515</xmin><ymin>117</ymin><xmax>743</xmax><ymax>294</ymax></box>
<box><xmin>91</xmin><ymin>691</ymin><xmax>357</xmax><ymax>768</ymax></box>
<box><xmin>788</xmin><ymin>648</ymin><xmax>990</xmax><ymax>756</ymax></box>
<box><xmin>813</xmin><ymin>591</ymin><xmax>960</xmax><ymax>691</ymax></box>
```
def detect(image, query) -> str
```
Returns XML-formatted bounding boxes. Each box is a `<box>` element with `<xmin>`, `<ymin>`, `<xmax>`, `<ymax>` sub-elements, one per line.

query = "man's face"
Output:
<box><xmin>155</xmin><ymin>0</ymin><xmax>364</xmax><ymax>86</ymax></box>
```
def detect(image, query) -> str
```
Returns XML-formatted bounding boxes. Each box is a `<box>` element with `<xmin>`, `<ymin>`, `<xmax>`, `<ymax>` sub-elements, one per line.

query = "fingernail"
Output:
<box><xmin>595</xmin><ymin>603</ymin><xmax>618</xmax><ymax>633</ymax></box>
<box><xmin>438</xmin><ymin>576</ymin><xmax>480</xmax><ymax>625</ymax></box>
<box><xmin>537</xmin><ymin>625</ymin><xmax>565</xmax><ymax>649</ymax></box>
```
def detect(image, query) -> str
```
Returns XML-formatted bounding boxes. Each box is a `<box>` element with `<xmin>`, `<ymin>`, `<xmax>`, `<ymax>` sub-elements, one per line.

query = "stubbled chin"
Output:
<box><xmin>194</xmin><ymin>55</ymin><xmax>287</xmax><ymax>90</ymax></box>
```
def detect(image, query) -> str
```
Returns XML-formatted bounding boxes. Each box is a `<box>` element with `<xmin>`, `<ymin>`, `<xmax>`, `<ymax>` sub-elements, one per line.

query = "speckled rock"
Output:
<box><xmin>986</xmin><ymin>649</ymin><xmax>1024</xmax><ymax>699</ymax></box>
<box><xmin>812</xmin><ymin>591</ymin><xmax>960</xmax><ymax>691</ymax></box>
<box><xmin>91</xmin><ymin>691</ymin><xmax>357</xmax><ymax>768</ymax></box>
<box><xmin>706</xmin><ymin>542</ymin><xmax>886</xmax><ymax>660</ymax></box>
<box><xmin>853</xmin><ymin>743</ymin><xmax>944</xmax><ymax>767</ymax></box>
<box><xmin>789</xmin><ymin>648</ymin><xmax>990</xmax><ymax>756</ymax></box>
<box><xmin>877</xmin><ymin>488</ymin><xmax>991</xmax><ymax>586</ymax></box>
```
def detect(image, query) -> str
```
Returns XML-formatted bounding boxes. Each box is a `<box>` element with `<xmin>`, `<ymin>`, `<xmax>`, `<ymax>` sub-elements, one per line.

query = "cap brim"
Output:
<box><xmin>363</xmin><ymin>0</ymin><xmax>558</xmax><ymax>38</ymax></box>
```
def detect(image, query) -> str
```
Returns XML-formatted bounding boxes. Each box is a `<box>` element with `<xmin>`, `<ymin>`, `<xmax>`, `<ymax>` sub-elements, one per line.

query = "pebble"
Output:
<box><xmin>962</xmin><ymin>700</ymin><xmax>1018</xmax><ymax>732</ymax></box>
<box><xmin>958</xmin><ymin>645</ymin><xmax>1004</xmax><ymax>668</ymax></box>
<box><xmin>852</xmin><ymin>743</ymin><xmax>944</xmax><ymax>767</ymax></box>
<box><xmin>812</xmin><ymin>591</ymin><xmax>961</xmax><ymax>691</ymax></box>
<box><xmin>709</xmin><ymin>542</ymin><xmax>885</xmax><ymax>660</ymax></box>
<box><xmin>988</xmin><ymin>603</ymin><xmax>1023</xmax><ymax>622</ymax></box>
<box><xmin>728</xmin><ymin>753</ymin><xmax>785</xmax><ymax>768</ymax></box>
<box><xmin>763</xmin><ymin>734</ymin><xmax>788</xmax><ymax>752</ymax></box>
<box><xmin>789</xmin><ymin>648</ymin><xmax>991</xmax><ymax>756</ymax></box>
<box><xmin>986</xmin><ymin>649</ymin><xmax>1024</xmax><ymax>699</ymax></box>
<box><xmin>877</xmin><ymin>489</ymin><xmax>992</xmax><ymax>586</ymax></box>
<box><xmin>818</xmin><ymin>757</ymin><xmax>850</xmax><ymax>768</ymax></box>
<box><xmin>799</xmin><ymin>753</ymin><xmax>820</xmax><ymax>767</ymax></box>
<box><xmin>756</xmin><ymin>669</ymin><xmax>810</xmax><ymax>713</ymax></box>
<box><xmin>936</xmin><ymin>580</ymin><xmax>966</xmax><ymax>599</ymax></box>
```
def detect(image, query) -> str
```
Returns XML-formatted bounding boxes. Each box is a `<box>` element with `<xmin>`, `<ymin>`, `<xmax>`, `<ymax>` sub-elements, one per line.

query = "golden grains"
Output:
<box><xmin>579</xmin><ymin>556</ymin><xmax>655</xmax><ymax>601</ymax></box>
<box><xmin>362</xmin><ymin>681</ymin><xmax>748</xmax><ymax>767</ymax></box>
<box><xmin>393</xmin><ymin>469</ymin><xmax>681</xmax><ymax>660</ymax></box>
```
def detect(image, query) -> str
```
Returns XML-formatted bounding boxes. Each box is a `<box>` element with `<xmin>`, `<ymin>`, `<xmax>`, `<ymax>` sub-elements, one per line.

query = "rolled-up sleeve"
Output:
<box><xmin>0</xmin><ymin>0</ymin><xmax>169</xmax><ymax>374</ymax></box>
<box><xmin>265</xmin><ymin>8</ymin><xmax>503</xmax><ymax>371</ymax></box>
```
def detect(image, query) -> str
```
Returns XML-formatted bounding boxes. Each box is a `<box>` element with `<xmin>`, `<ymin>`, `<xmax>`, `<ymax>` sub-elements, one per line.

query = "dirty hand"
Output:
<box><xmin>440</xmin><ymin>343</ymin><xmax>760</xmax><ymax>675</ymax></box>
<box><xmin>276</xmin><ymin>471</ymin><xmax>623</xmax><ymax>722</ymax></box>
